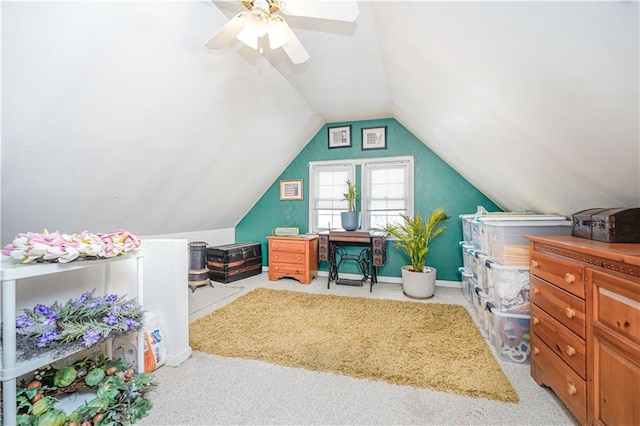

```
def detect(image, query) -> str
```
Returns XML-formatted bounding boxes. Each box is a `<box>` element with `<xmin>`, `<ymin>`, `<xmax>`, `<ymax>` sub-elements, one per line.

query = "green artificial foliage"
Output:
<box><xmin>380</xmin><ymin>207</ymin><xmax>449</xmax><ymax>272</ymax></box>
<box><xmin>342</xmin><ymin>179</ymin><xmax>359</xmax><ymax>212</ymax></box>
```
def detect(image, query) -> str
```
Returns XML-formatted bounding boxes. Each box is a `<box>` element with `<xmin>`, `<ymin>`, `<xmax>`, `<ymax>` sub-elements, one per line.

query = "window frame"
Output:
<box><xmin>308</xmin><ymin>156</ymin><xmax>414</xmax><ymax>232</ymax></box>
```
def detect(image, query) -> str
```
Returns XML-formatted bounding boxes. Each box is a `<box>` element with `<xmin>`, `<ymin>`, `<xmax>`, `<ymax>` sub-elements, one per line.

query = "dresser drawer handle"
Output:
<box><xmin>274</xmin><ymin>244</ymin><xmax>279</xmax><ymax>249</ymax></box>
<box><xmin>533</xmin><ymin>346</ymin><xmax>540</xmax><ymax>355</ymax></box>
<box><xmin>274</xmin><ymin>255</ymin><xmax>279</xmax><ymax>260</ymax></box>
<box><xmin>567</xmin><ymin>382</ymin><xmax>577</xmax><ymax>396</ymax></box>
<box><xmin>565</xmin><ymin>345</ymin><xmax>576</xmax><ymax>356</ymax></box>
<box><xmin>531</xmin><ymin>260</ymin><xmax>539</xmax><ymax>268</ymax></box>
<box><xmin>297</xmin><ymin>247</ymin><xmax>302</xmax><ymax>252</ymax></box>
<box><xmin>565</xmin><ymin>307</ymin><xmax>576</xmax><ymax>319</ymax></box>
<box><xmin>274</xmin><ymin>266</ymin><xmax>279</xmax><ymax>270</ymax></box>
<box><xmin>532</xmin><ymin>287</ymin><xmax>540</xmax><ymax>295</ymax></box>
<box><xmin>532</xmin><ymin>316</ymin><xmax>540</xmax><ymax>325</ymax></box>
<box><xmin>564</xmin><ymin>273</ymin><xmax>575</xmax><ymax>284</ymax></box>
<box><xmin>297</xmin><ymin>257</ymin><xmax>302</xmax><ymax>261</ymax></box>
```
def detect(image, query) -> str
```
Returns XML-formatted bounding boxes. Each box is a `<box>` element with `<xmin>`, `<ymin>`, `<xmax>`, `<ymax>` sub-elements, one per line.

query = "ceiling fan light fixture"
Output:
<box><xmin>235</xmin><ymin>9</ymin><xmax>267</xmax><ymax>50</ymax></box>
<box><xmin>267</xmin><ymin>17</ymin><xmax>289</xmax><ymax>50</ymax></box>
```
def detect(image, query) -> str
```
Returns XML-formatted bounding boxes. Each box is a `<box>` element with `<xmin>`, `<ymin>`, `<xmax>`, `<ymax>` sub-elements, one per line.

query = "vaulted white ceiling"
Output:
<box><xmin>2</xmin><ymin>1</ymin><xmax>639</xmax><ymax>243</ymax></box>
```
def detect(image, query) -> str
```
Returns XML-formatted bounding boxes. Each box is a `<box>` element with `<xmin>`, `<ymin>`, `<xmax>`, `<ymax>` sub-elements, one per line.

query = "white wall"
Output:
<box><xmin>1</xmin><ymin>1</ymin><xmax>324</xmax><ymax>243</ymax></box>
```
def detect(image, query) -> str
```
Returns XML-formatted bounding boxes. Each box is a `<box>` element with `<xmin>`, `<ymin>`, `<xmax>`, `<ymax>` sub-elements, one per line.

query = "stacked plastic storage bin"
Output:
<box><xmin>458</xmin><ymin>208</ymin><xmax>524</xmax><ymax>332</ymax></box>
<box><xmin>458</xmin><ymin>208</ymin><xmax>572</xmax><ymax>364</ymax></box>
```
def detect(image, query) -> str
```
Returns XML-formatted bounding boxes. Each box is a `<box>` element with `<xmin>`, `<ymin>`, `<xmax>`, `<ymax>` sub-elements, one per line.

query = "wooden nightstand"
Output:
<box><xmin>267</xmin><ymin>235</ymin><xmax>318</xmax><ymax>284</ymax></box>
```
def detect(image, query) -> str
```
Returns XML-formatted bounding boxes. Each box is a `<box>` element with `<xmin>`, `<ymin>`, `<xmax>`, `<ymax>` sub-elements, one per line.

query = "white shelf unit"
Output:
<box><xmin>1</xmin><ymin>254</ymin><xmax>144</xmax><ymax>425</ymax></box>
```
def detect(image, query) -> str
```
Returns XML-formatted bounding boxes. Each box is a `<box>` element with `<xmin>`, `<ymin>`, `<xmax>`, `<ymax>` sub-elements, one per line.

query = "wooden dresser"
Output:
<box><xmin>526</xmin><ymin>235</ymin><xmax>640</xmax><ymax>425</ymax></box>
<box><xmin>267</xmin><ymin>235</ymin><xmax>318</xmax><ymax>285</ymax></box>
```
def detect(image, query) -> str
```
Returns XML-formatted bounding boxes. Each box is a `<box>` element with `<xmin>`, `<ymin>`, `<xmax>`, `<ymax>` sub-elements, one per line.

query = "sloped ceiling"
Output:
<box><xmin>2</xmin><ymin>1</ymin><xmax>639</xmax><ymax>244</ymax></box>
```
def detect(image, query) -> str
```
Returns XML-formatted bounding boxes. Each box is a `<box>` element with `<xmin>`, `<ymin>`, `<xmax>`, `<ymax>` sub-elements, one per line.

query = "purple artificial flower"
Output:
<box><xmin>16</xmin><ymin>315</ymin><xmax>32</xmax><ymax>328</ymax></box>
<box><xmin>74</xmin><ymin>292</ymin><xmax>91</xmax><ymax>307</ymax></box>
<box><xmin>109</xmin><ymin>305</ymin><xmax>121</xmax><ymax>315</ymax></box>
<box><xmin>82</xmin><ymin>329</ymin><xmax>101</xmax><ymax>347</ymax></box>
<box><xmin>122</xmin><ymin>302</ymin><xmax>138</xmax><ymax>311</ymax></box>
<box><xmin>104</xmin><ymin>294</ymin><xmax>118</xmax><ymax>303</ymax></box>
<box><xmin>104</xmin><ymin>315</ymin><xmax>118</xmax><ymax>326</ymax></box>
<box><xmin>34</xmin><ymin>304</ymin><xmax>50</xmax><ymax>315</ymax></box>
<box><xmin>42</xmin><ymin>316</ymin><xmax>57</xmax><ymax>327</ymax></box>
<box><xmin>87</xmin><ymin>300</ymin><xmax>101</xmax><ymax>310</ymax></box>
<box><xmin>122</xmin><ymin>317</ymin><xmax>138</xmax><ymax>331</ymax></box>
<box><xmin>36</xmin><ymin>330</ymin><xmax>58</xmax><ymax>347</ymax></box>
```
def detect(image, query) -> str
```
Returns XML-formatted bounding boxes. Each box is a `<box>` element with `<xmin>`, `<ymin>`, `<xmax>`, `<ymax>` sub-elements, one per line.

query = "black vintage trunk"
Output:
<box><xmin>572</xmin><ymin>208</ymin><xmax>640</xmax><ymax>243</ymax></box>
<box><xmin>206</xmin><ymin>242</ymin><xmax>262</xmax><ymax>283</ymax></box>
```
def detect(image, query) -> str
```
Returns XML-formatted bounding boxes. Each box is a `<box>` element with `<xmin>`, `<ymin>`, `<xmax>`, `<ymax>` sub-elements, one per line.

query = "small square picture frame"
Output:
<box><xmin>280</xmin><ymin>179</ymin><xmax>303</xmax><ymax>200</ymax></box>
<box><xmin>361</xmin><ymin>126</ymin><xmax>387</xmax><ymax>150</ymax></box>
<box><xmin>327</xmin><ymin>125</ymin><xmax>352</xmax><ymax>149</ymax></box>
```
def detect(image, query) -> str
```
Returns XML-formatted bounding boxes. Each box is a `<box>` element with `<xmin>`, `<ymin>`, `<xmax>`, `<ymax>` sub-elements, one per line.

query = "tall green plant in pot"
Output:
<box><xmin>340</xmin><ymin>179</ymin><xmax>361</xmax><ymax>231</ymax></box>
<box><xmin>380</xmin><ymin>207</ymin><xmax>448</xmax><ymax>299</ymax></box>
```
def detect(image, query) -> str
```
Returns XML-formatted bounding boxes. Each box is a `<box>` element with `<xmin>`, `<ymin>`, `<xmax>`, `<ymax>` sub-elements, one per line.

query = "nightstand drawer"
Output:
<box><xmin>531</xmin><ymin>303</ymin><xmax>586</xmax><ymax>379</ymax></box>
<box><xmin>530</xmin><ymin>251</ymin><xmax>585</xmax><ymax>298</ymax></box>
<box><xmin>270</xmin><ymin>240</ymin><xmax>307</xmax><ymax>254</ymax></box>
<box><xmin>271</xmin><ymin>252</ymin><xmax>306</xmax><ymax>265</ymax></box>
<box><xmin>531</xmin><ymin>276</ymin><xmax>586</xmax><ymax>338</ymax></box>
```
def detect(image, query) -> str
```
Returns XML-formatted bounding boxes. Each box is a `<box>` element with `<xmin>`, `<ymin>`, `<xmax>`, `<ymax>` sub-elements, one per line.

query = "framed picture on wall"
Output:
<box><xmin>328</xmin><ymin>125</ymin><xmax>352</xmax><ymax>149</ymax></box>
<box><xmin>361</xmin><ymin>126</ymin><xmax>387</xmax><ymax>150</ymax></box>
<box><xmin>280</xmin><ymin>179</ymin><xmax>303</xmax><ymax>200</ymax></box>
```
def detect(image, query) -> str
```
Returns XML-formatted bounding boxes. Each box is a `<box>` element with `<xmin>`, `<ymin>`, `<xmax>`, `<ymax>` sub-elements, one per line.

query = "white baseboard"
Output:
<box><xmin>263</xmin><ymin>267</ymin><xmax>462</xmax><ymax>288</ymax></box>
<box><xmin>165</xmin><ymin>346</ymin><xmax>192</xmax><ymax>368</ymax></box>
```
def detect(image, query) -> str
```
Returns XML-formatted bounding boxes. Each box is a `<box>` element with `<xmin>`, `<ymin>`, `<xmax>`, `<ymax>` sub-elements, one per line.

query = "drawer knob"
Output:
<box><xmin>567</xmin><ymin>382</ymin><xmax>577</xmax><ymax>396</ymax></box>
<box><xmin>564</xmin><ymin>273</ymin><xmax>575</xmax><ymax>284</ymax></box>
<box><xmin>533</xmin><ymin>346</ymin><xmax>540</xmax><ymax>355</ymax></box>
<box><xmin>274</xmin><ymin>245</ymin><xmax>279</xmax><ymax>249</ymax></box>
<box><xmin>532</xmin><ymin>287</ymin><xmax>540</xmax><ymax>295</ymax></box>
<box><xmin>565</xmin><ymin>307</ymin><xmax>576</xmax><ymax>319</ymax></box>
<box><xmin>531</xmin><ymin>260</ymin><xmax>539</xmax><ymax>268</ymax></box>
<box><xmin>275</xmin><ymin>266</ymin><xmax>279</xmax><ymax>270</ymax></box>
<box><xmin>565</xmin><ymin>345</ymin><xmax>576</xmax><ymax>356</ymax></box>
<box><xmin>297</xmin><ymin>257</ymin><xmax>302</xmax><ymax>261</ymax></box>
<box><xmin>532</xmin><ymin>316</ymin><xmax>540</xmax><ymax>325</ymax></box>
<box><xmin>275</xmin><ymin>255</ymin><xmax>279</xmax><ymax>260</ymax></box>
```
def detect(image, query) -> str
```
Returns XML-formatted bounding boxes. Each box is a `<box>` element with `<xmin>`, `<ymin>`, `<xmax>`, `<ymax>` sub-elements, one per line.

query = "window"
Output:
<box><xmin>309</xmin><ymin>156</ymin><xmax>413</xmax><ymax>232</ymax></box>
<box><xmin>364</xmin><ymin>159</ymin><xmax>413</xmax><ymax>229</ymax></box>
<box><xmin>309</xmin><ymin>162</ymin><xmax>355</xmax><ymax>231</ymax></box>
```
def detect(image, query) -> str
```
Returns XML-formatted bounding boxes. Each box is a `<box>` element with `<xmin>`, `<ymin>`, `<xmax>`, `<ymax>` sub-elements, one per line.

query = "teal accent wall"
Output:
<box><xmin>236</xmin><ymin>118</ymin><xmax>501</xmax><ymax>281</ymax></box>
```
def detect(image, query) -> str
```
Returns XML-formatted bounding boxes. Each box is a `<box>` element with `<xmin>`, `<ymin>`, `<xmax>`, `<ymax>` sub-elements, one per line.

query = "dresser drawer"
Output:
<box><xmin>530</xmin><ymin>251</ymin><xmax>585</xmax><ymax>298</ymax></box>
<box><xmin>271</xmin><ymin>252</ymin><xmax>306</xmax><ymax>265</ymax></box>
<box><xmin>531</xmin><ymin>303</ymin><xmax>586</xmax><ymax>379</ymax></box>
<box><xmin>531</xmin><ymin>333</ymin><xmax>587</xmax><ymax>424</ymax></box>
<box><xmin>590</xmin><ymin>269</ymin><xmax>640</xmax><ymax>345</ymax></box>
<box><xmin>270</xmin><ymin>240</ymin><xmax>307</xmax><ymax>254</ymax></box>
<box><xmin>531</xmin><ymin>276</ymin><xmax>586</xmax><ymax>338</ymax></box>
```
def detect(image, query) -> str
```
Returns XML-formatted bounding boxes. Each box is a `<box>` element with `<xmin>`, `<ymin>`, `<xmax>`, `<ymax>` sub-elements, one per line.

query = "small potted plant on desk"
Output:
<box><xmin>379</xmin><ymin>207</ymin><xmax>448</xmax><ymax>299</ymax></box>
<box><xmin>340</xmin><ymin>179</ymin><xmax>361</xmax><ymax>231</ymax></box>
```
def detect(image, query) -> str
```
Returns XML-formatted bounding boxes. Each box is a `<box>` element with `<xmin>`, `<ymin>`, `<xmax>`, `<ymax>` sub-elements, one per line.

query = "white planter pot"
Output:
<box><xmin>401</xmin><ymin>265</ymin><xmax>436</xmax><ymax>299</ymax></box>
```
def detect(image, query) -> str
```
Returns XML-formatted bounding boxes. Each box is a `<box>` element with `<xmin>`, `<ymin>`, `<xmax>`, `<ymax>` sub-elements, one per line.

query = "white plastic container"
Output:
<box><xmin>459</xmin><ymin>241</ymin><xmax>473</xmax><ymax>270</ymax></box>
<box><xmin>487</xmin><ymin>302</ymin><xmax>531</xmax><ymax>364</ymax></box>
<box><xmin>458</xmin><ymin>267</ymin><xmax>475</xmax><ymax>304</ymax></box>
<box><xmin>486</xmin><ymin>260</ymin><xmax>530</xmax><ymax>314</ymax></box>
<box><xmin>472</xmin><ymin>286</ymin><xmax>491</xmax><ymax>335</ymax></box>
<box><xmin>484</xmin><ymin>218</ymin><xmax>571</xmax><ymax>265</ymax></box>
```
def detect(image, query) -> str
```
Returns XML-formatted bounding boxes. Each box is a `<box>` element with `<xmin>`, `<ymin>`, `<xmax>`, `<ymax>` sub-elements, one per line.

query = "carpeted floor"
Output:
<box><xmin>140</xmin><ymin>273</ymin><xmax>579</xmax><ymax>425</ymax></box>
<box><xmin>190</xmin><ymin>288</ymin><xmax>518</xmax><ymax>402</ymax></box>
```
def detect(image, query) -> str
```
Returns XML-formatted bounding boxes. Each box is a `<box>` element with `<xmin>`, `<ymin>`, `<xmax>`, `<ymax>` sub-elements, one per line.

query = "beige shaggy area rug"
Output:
<box><xmin>189</xmin><ymin>288</ymin><xmax>518</xmax><ymax>402</ymax></box>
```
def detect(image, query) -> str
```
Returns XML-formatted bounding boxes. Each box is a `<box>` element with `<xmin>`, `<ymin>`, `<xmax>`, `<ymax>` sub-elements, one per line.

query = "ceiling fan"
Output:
<box><xmin>205</xmin><ymin>0</ymin><xmax>359</xmax><ymax>64</ymax></box>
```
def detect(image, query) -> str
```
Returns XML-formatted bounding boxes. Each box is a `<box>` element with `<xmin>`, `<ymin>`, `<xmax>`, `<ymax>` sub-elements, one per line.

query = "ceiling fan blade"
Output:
<box><xmin>277</xmin><ymin>18</ymin><xmax>309</xmax><ymax>64</ymax></box>
<box><xmin>278</xmin><ymin>0</ymin><xmax>358</xmax><ymax>22</ymax></box>
<box><xmin>205</xmin><ymin>12</ymin><xmax>247</xmax><ymax>49</ymax></box>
